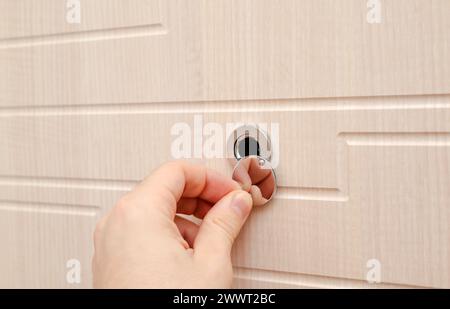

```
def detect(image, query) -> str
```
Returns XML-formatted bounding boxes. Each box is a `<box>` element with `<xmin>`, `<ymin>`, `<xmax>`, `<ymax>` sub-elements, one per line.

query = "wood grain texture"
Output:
<box><xmin>0</xmin><ymin>0</ymin><xmax>449</xmax><ymax>288</ymax></box>
<box><xmin>1</xmin><ymin>0</ymin><xmax>450</xmax><ymax>107</ymax></box>
<box><xmin>0</xmin><ymin>0</ymin><xmax>164</xmax><ymax>39</ymax></box>
<box><xmin>233</xmin><ymin>267</ymin><xmax>421</xmax><ymax>289</ymax></box>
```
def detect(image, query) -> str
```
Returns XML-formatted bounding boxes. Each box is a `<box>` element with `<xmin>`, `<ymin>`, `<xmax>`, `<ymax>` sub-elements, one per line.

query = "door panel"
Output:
<box><xmin>0</xmin><ymin>0</ymin><xmax>449</xmax><ymax>288</ymax></box>
<box><xmin>0</xmin><ymin>0</ymin><xmax>164</xmax><ymax>39</ymax></box>
<box><xmin>2</xmin><ymin>0</ymin><xmax>450</xmax><ymax>107</ymax></box>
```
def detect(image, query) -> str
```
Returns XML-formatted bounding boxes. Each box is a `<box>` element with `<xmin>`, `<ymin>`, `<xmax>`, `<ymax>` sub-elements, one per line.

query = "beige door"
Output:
<box><xmin>0</xmin><ymin>0</ymin><xmax>449</xmax><ymax>288</ymax></box>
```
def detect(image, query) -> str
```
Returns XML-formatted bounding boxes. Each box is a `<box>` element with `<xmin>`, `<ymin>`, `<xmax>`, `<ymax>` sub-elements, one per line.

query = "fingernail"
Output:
<box><xmin>238</xmin><ymin>181</ymin><xmax>251</xmax><ymax>192</ymax></box>
<box><xmin>231</xmin><ymin>191</ymin><xmax>253</xmax><ymax>218</ymax></box>
<box><xmin>243</xmin><ymin>183</ymin><xmax>251</xmax><ymax>192</ymax></box>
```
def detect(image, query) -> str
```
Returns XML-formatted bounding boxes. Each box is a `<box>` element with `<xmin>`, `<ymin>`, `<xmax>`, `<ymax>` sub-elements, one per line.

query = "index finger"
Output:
<box><xmin>129</xmin><ymin>161</ymin><xmax>240</xmax><ymax>217</ymax></box>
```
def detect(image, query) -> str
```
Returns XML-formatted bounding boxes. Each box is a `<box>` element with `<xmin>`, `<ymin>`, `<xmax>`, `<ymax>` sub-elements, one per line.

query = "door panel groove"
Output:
<box><xmin>0</xmin><ymin>200</ymin><xmax>98</xmax><ymax>216</ymax></box>
<box><xmin>0</xmin><ymin>24</ymin><xmax>167</xmax><ymax>50</ymax></box>
<box><xmin>1</xmin><ymin>94</ymin><xmax>450</xmax><ymax>116</ymax></box>
<box><xmin>233</xmin><ymin>267</ymin><xmax>423</xmax><ymax>289</ymax></box>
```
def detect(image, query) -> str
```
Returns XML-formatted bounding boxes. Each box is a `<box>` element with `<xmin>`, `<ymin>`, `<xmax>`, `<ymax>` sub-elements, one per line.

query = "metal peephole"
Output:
<box><xmin>229</xmin><ymin>125</ymin><xmax>277</xmax><ymax>206</ymax></box>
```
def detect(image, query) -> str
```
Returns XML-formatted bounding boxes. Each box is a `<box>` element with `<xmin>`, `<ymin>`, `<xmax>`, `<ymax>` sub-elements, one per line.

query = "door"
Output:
<box><xmin>0</xmin><ymin>0</ymin><xmax>449</xmax><ymax>288</ymax></box>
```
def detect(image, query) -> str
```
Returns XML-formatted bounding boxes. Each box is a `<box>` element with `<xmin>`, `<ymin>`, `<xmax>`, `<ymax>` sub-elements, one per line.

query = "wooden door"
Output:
<box><xmin>0</xmin><ymin>0</ymin><xmax>449</xmax><ymax>288</ymax></box>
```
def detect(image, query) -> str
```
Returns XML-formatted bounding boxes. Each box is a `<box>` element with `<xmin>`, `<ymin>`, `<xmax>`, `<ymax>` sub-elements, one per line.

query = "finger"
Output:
<box><xmin>233</xmin><ymin>161</ymin><xmax>252</xmax><ymax>191</ymax></box>
<box><xmin>194</xmin><ymin>190</ymin><xmax>253</xmax><ymax>259</ymax></box>
<box><xmin>174</xmin><ymin>216</ymin><xmax>200</xmax><ymax>248</ymax></box>
<box><xmin>249</xmin><ymin>185</ymin><xmax>268</xmax><ymax>206</ymax></box>
<box><xmin>177</xmin><ymin>198</ymin><xmax>212</xmax><ymax>219</ymax></box>
<box><xmin>129</xmin><ymin>161</ymin><xmax>240</xmax><ymax>218</ymax></box>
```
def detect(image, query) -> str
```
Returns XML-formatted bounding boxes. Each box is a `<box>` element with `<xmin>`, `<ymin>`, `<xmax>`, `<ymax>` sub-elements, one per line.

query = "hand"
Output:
<box><xmin>232</xmin><ymin>157</ymin><xmax>275</xmax><ymax>206</ymax></box>
<box><xmin>92</xmin><ymin>161</ymin><xmax>253</xmax><ymax>288</ymax></box>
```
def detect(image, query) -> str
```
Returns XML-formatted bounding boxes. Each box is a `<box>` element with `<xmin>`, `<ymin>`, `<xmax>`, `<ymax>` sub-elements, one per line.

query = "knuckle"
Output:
<box><xmin>161</xmin><ymin>160</ymin><xmax>185</xmax><ymax>172</ymax></box>
<box><xmin>115</xmin><ymin>194</ymin><xmax>132</xmax><ymax>211</ymax></box>
<box><xmin>112</xmin><ymin>194</ymin><xmax>141</xmax><ymax>223</ymax></box>
<box><xmin>160</xmin><ymin>160</ymin><xmax>196</xmax><ymax>174</ymax></box>
<box><xmin>207</xmin><ymin>216</ymin><xmax>237</xmax><ymax>244</ymax></box>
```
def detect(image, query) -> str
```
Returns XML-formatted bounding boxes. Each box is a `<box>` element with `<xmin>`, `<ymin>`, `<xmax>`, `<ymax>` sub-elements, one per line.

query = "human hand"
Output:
<box><xmin>92</xmin><ymin>161</ymin><xmax>253</xmax><ymax>288</ymax></box>
<box><xmin>232</xmin><ymin>156</ymin><xmax>276</xmax><ymax>206</ymax></box>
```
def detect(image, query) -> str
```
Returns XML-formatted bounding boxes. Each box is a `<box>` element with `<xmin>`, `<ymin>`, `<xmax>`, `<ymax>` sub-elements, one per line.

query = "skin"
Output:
<box><xmin>92</xmin><ymin>161</ymin><xmax>254</xmax><ymax>288</ymax></box>
<box><xmin>232</xmin><ymin>157</ymin><xmax>275</xmax><ymax>206</ymax></box>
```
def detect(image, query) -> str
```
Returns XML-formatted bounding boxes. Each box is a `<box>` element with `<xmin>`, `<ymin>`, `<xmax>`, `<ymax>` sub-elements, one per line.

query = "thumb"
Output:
<box><xmin>194</xmin><ymin>190</ymin><xmax>253</xmax><ymax>259</ymax></box>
